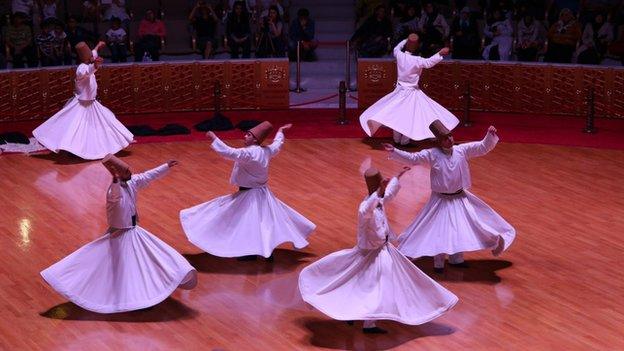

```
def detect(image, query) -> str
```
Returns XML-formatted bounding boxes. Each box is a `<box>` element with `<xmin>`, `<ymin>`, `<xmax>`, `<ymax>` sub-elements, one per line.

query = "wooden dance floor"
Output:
<box><xmin>1</xmin><ymin>138</ymin><xmax>622</xmax><ymax>350</ymax></box>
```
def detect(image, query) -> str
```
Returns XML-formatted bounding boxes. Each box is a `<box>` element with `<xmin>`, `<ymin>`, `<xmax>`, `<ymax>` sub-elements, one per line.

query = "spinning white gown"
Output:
<box><xmin>180</xmin><ymin>132</ymin><xmax>316</xmax><ymax>258</ymax></box>
<box><xmin>41</xmin><ymin>164</ymin><xmax>197</xmax><ymax>313</ymax></box>
<box><xmin>390</xmin><ymin>132</ymin><xmax>516</xmax><ymax>258</ymax></box>
<box><xmin>359</xmin><ymin>39</ymin><xmax>459</xmax><ymax>141</ymax></box>
<box><xmin>299</xmin><ymin>178</ymin><xmax>458</xmax><ymax>324</ymax></box>
<box><xmin>32</xmin><ymin>50</ymin><xmax>133</xmax><ymax>160</ymax></box>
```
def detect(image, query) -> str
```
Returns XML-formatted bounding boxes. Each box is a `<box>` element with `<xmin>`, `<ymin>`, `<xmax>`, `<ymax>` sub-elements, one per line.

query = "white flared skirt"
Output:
<box><xmin>299</xmin><ymin>243</ymin><xmax>458</xmax><ymax>325</ymax></box>
<box><xmin>33</xmin><ymin>97</ymin><xmax>133</xmax><ymax>160</ymax></box>
<box><xmin>180</xmin><ymin>187</ymin><xmax>316</xmax><ymax>258</ymax></box>
<box><xmin>41</xmin><ymin>226</ymin><xmax>197</xmax><ymax>313</ymax></box>
<box><xmin>359</xmin><ymin>85</ymin><xmax>459</xmax><ymax>141</ymax></box>
<box><xmin>398</xmin><ymin>190</ymin><xmax>516</xmax><ymax>258</ymax></box>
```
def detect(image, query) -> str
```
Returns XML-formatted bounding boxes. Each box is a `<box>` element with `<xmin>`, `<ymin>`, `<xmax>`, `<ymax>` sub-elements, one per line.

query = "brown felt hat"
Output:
<box><xmin>405</xmin><ymin>33</ymin><xmax>419</xmax><ymax>53</ymax></box>
<box><xmin>429</xmin><ymin>119</ymin><xmax>451</xmax><ymax>139</ymax></box>
<box><xmin>364</xmin><ymin>167</ymin><xmax>383</xmax><ymax>195</ymax></box>
<box><xmin>75</xmin><ymin>41</ymin><xmax>93</xmax><ymax>63</ymax></box>
<box><xmin>248</xmin><ymin>121</ymin><xmax>273</xmax><ymax>143</ymax></box>
<box><xmin>102</xmin><ymin>154</ymin><xmax>130</xmax><ymax>176</ymax></box>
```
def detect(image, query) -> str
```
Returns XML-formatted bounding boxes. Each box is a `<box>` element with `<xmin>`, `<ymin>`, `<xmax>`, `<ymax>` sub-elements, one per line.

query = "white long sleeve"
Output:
<box><xmin>389</xmin><ymin>148</ymin><xmax>431</xmax><ymax>166</ymax></box>
<box><xmin>130</xmin><ymin>164</ymin><xmax>170</xmax><ymax>190</ymax></box>
<box><xmin>456</xmin><ymin>132</ymin><xmax>499</xmax><ymax>159</ymax></box>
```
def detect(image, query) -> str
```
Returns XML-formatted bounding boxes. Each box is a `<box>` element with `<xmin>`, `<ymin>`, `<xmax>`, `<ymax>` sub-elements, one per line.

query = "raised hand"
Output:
<box><xmin>206</xmin><ymin>131</ymin><xmax>217</xmax><ymax>142</ymax></box>
<box><xmin>378</xmin><ymin>178</ymin><xmax>390</xmax><ymax>196</ymax></box>
<box><xmin>487</xmin><ymin>125</ymin><xmax>497</xmax><ymax>135</ymax></box>
<box><xmin>278</xmin><ymin>123</ymin><xmax>293</xmax><ymax>132</ymax></box>
<box><xmin>167</xmin><ymin>160</ymin><xmax>179</xmax><ymax>168</ymax></box>
<box><xmin>438</xmin><ymin>47</ymin><xmax>450</xmax><ymax>56</ymax></box>
<box><xmin>381</xmin><ymin>143</ymin><xmax>395</xmax><ymax>152</ymax></box>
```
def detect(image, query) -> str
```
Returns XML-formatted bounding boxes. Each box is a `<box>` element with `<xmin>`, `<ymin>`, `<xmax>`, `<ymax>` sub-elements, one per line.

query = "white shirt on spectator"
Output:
<box><xmin>106</xmin><ymin>27</ymin><xmax>127</xmax><ymax>43</ymax></box>
<box><xmin>482</xmin><ymin>19</ymin><xmax>513</xmax><ymax>61</ymax></box>
<box><xmin>418</xmin><ymin>12</ymin><xmax>449</xmax><ymax>38</ymax></box>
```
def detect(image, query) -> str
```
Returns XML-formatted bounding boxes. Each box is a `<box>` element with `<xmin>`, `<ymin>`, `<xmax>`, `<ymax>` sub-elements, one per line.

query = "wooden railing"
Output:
<box><xmin>0</xmin><ymin>59</ymin><xmax>290</xmax><ymax>122</ymax></box>
<box><xmin>357</xmin><ymin>59</ymin><xmax>624</xmax><ymax>119</ymax></box>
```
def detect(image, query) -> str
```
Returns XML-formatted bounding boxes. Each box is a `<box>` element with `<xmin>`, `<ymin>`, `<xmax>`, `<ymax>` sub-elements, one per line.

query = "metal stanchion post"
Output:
<box><xmin>345</xmin><ymin>40</ymin><xmax>351</xmax><ymax>92</ymax></box>
<box><xmin>583</xmin><ymin>86</ymin><xmax>596</xmax><ymax>133</ymax></box>
<box><xmin>463</xmin><ymin>82</ymin><xmax>472</xmax><ymax>127</ymax></box>
<box><xmin>290</xmin><ymin>41</ymin><xmax>305</xmax><ymax>93</ymax></box>
<box><xmin>338</xmin><ymin>81</ymin><xmax>349</xmax><ymax>125</ymax></box>
<box><xmin>213</xmin><ymin>81</ymin><xmax>224</xmax><ymax>117</ymax></box>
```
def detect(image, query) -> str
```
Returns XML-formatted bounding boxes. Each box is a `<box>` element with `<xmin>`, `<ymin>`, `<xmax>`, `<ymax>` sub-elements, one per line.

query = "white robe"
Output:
<box><xmin>40</xmin><ymin>164</ymin><xmax>197</xmax><ymax>313</ymax></box>
<box><xmin>482</xmin><ymin>19</ymin><xmax>513</xmax><ymax>61</ymax></box>
<box><xmin>299</xmin><ymin>178</ymin><xmax>458</xmax><ymax>325</ymax></box>
<box><xmin>390</xmin><ymin>133</ymin><xmax>516</xmax><ymax>258</ymax></box>
<box><xmin>180</xmin><ymin>133</ymin><xmax>316</xmax><ymax>258</ymax></box>
<box><xmin>359</xmin><ymin>39</ymin><xmax>459</xmax><ymax>141</ymax></box>
<box><xmin>32</xmin><ymin>50</ymin><xmax>133</xmax><ymax>160</ymax></box>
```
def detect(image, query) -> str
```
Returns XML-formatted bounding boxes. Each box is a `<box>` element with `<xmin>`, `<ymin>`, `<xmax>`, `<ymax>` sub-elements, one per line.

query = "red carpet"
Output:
<box><xmin>2</xmin><ymin>109</ymin><xmax>623</xmax><ymax>150</ymax></box>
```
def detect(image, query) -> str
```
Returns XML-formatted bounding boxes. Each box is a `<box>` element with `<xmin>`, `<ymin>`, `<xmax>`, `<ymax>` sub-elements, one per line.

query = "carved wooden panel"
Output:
<box><xmin>13</xmin><ymin>71</ymin><xmax>43</xmax><ymax>120</ymax></box>
<box><xmin>196</xmin><ymin>62</ymin><xmax>226</xmax><ymax>110</ymax></box>
<box><xmin>98</xmin><ymin>65</ymin><xmax>135</xmax><ymax>114</ymax></box>
<box><xmin>0</xmin><ymin>73</ymin><xmax>13</xmax><ymax>121</ymax></box>
<box><xmin>226</xmin><ymin>61</ymin><xmax>257</xmax><ymax>110</ymax></box>
<box><xmin>357</xmin><ymin>59</ymin><xmax>397</xmax><ymax>109</ymax></box>
<box><xmin>259</xmin><ymin>60</ymin><xmax>289</xmax><ymax>109</ymax></box>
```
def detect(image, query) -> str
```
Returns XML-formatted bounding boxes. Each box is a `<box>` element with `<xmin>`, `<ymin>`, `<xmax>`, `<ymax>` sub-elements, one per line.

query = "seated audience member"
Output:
<box><xmin>5</xmin><ymin>12</ymin><xmax>37</xmax><ymax>68</ymax></box>
<box><xmin>50</xmin><ymin>19</ymin><xmax>71</xmax><ymax>65</ymax></box>
<box><xmin>135</xmin><ymin>9</ymin><xmax>166</xmax><ymax>61</ymax></box>
<box><xmin>482</xmin><ymin>8</ymin><xmax>513</xmax><ymax>61</ymax></box>
<box><xmin>451</xmin><ymin>6</ymin><xmax>480</xmax><ymax>59</ymax></box>
<box><xmin>350</xmin><ymin>5</ymin><xmax>393</xmax><ymax>58</ymax></box>
<box><xmin>259</xmin><ymin>0</ymin><xmax>284</xmax><ymax>18</ymax></box>
<box><xmin>36</xmin><ymin>18</ymin><xmax>61</xmax><ymax>66</ymax></box>
<box><xmin>545</xmin><ymin>8</ymin><xmax>581</xmax><ymax>63</ymax></box>
<box><xmin>419</xmin><ymin>2</ymin><xmax>449</xmax><ymax>57</ymax></box>
<box><xmin>65</xmin><ymin>15</ymin><xmax>95</xmax><ymax>63</ymax></box>
<box><xmin>516</xmin><ymin>11</ymin><xmax>544</xmax><ymax>62</ymax></box>
<box><xmin>0</xmin><ymin>30</ymin><xmax>6</xmax><ymax>69</ymax></box>
<box><xmin>356</xmin><ymin>0</ymin><xmax>385</xmax><ymax>27</ymax></box>
<box><xmin>256</xmin><ymin>5</ymin><xmax>285</xmax><ymax>57</ymax></box>
<box><xmin>289</xmin><ymin>8</ymin><xmax>317</xmax><ymax>61</ymax></box>
<box><xmin>105</xmin><ymin>17</ymin><xmax>128</xmax><ymax>62</ymax></box>
<box><xmin>82</xmin><ymin>0</ymin><xmax>99</xmax><ymax>24</ymax></box>
<box><xmin>394</xmin><ymin>4</ymin><xmax>420</xmax><ymax>43</ymax></box>
<box><xmin>575</xmin><ymin>13</ymin><xmax>614</xmax><ymax>64</ymax></box>
<box><xmin>189</xmin><ymin>0</ymin><xmax>219</xmax><ymax>59</ymax></box>
<box><xmin>226</xmin><ymin>1</ymin><xmax>252</xmax><ymax>58</ymax></box>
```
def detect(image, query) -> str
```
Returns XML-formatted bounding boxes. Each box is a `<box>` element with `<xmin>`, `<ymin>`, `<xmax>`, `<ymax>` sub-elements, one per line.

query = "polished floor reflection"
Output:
<box><xmin>0</xmin><ymin>138</ymin><xmax>623</xmax><ymax>350</ymax></box>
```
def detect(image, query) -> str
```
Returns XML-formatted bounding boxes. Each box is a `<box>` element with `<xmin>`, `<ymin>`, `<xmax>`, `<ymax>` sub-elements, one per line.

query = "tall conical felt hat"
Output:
<box><xmin>405</xmin><ymin>33</ymin><xmax>419</xmax><ymax>53</ymax></box>
<box><xmin>102</xmin><ymin>154</ymin><xmax>130</xmax><ymax>175</ymax></box>
<box><xmin>75</xmin><ymin>41</ymin><xmax>93</xmax><ymax>63</ymax></box>
<box><xmin>364</xmin><ymin>167</ymin><xmax>382</xmax><ymax>195</ymax></box>
<box><xmin>429</xmin><ymin>119</ymin><xmax>451</xmax><ymax>139</ymax></box>
<box><xmin>248</xmin><ymin>121</ymin><xmax>273</xmax><ymax>143</ymax></box>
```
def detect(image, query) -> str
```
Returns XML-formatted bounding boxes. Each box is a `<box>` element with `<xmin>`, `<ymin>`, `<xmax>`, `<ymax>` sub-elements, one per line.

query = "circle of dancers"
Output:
<box><xmin>35</xmin><ymin>37</ymin><xmax>516</xmax><ymax>334</ymax></box>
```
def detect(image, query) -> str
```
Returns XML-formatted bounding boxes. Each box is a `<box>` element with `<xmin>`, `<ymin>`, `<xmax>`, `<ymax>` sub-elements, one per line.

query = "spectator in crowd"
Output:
<box><xmin>65</xmin><ymin>15</ymin><xmax>96</xmax><ymax>63</ymax></box>
<box><xmin>0</xmin><ymin>28</ymin><xmax>7</xmax><ymax>69</ymax></box>
<box><xmin>102</xmin><ymin>0</ymin><xmax>130</xmax><ymax>28</ymax></box>
<box><xmin>12</xmin><ymin>0</ymin><xmax>35</xmax><ymax>20</ymax></box>
<box><xmin>225</xmin><ymin>0</ymin><xmax>257</xmax><ymax>15</ymax></box>
<box><xmin>39</xmin><ymin>0</ymin><xmax>59</xmax><ymax>20</ymax></box>
<box><xmin>516</xmin><ymin>10</ymin><xmax>544</xmax><ymax>62</ymax></box>
<box><xmin>482</xmin><ymin>8</ymin><xmax>513</xmax><ymax>60</ymax></box>
<box><xmin>356</xmin><ymin>0</ymin><xmax>385</xmax><ymax>27</ymax></box>
<box><xmin>135</xmin><ymin>9</ymin><xmax>166</xmax><ymax>61</ymax></box>
<box><xmin>419</xmin><ymin>2</ymin><xmax>449</xmax><ymax>57</ymax></box>
<box><xmin>5</xmin><ymin>12</ymin><xmax>37</xmax><ymax>68</ymax></box>
<box><xmin>545</xmin><ymin>8</ymin><xmax>581</xmax><ymax>63</ymax></box>
<box><xmin>394</xmin><ymin>4</ymin><xmax>420</xmax><ymax>43</ymax></box>
<box><xmin>256</xmin><ymin>5</ymin><xmax>285</xmax><ymax>57</ymax></box>
<box><xmin>82</xmin><ymin>0</ymin><xmax>99</xmax><ymax>24</ymax></box>
<box><xmin>289</xmin><ymin>8</ymin><xmax>317</xmax><ymax>61</ymax></box>
<box><xmin>575</xmin><ymin>13</ymin><xmax>614</xmax><ymax>64</ymax></box>
<box><xmin>105</xmin><ymin>17</ymin><xmax>128</xmax><ymax>62</ymax></box>
<box><xmin>351</xmin><ymin>5</ymin><xmax>393</xmax><ymax>58</ymax></box>
<box><xmin>36</xmin><ymin>18</ymin><xmax>61</xmax><ymax>66</ymax></box>
<box><xmin>259</xmin><ymin>0</ymin><xmax>284</xmax><ymax>18</ymax></box>
<box><xmin>51</xmin><ymin>19</ymin><xmax>71</xmax><ymax>65</ymax></box>
<box><xmin>189</xmin><ymin>0</ymin><xmax>219</xmax><ymax>59</ymax></box>
<box><xmin>450</xmin><ymin>6</ymin><xmax>481</xmax><ymax>59</ymax></box>
<box><xmin>226</xmin><ymin>1</ymin><xmax>252</xmax><ymax>58</ymax></box>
